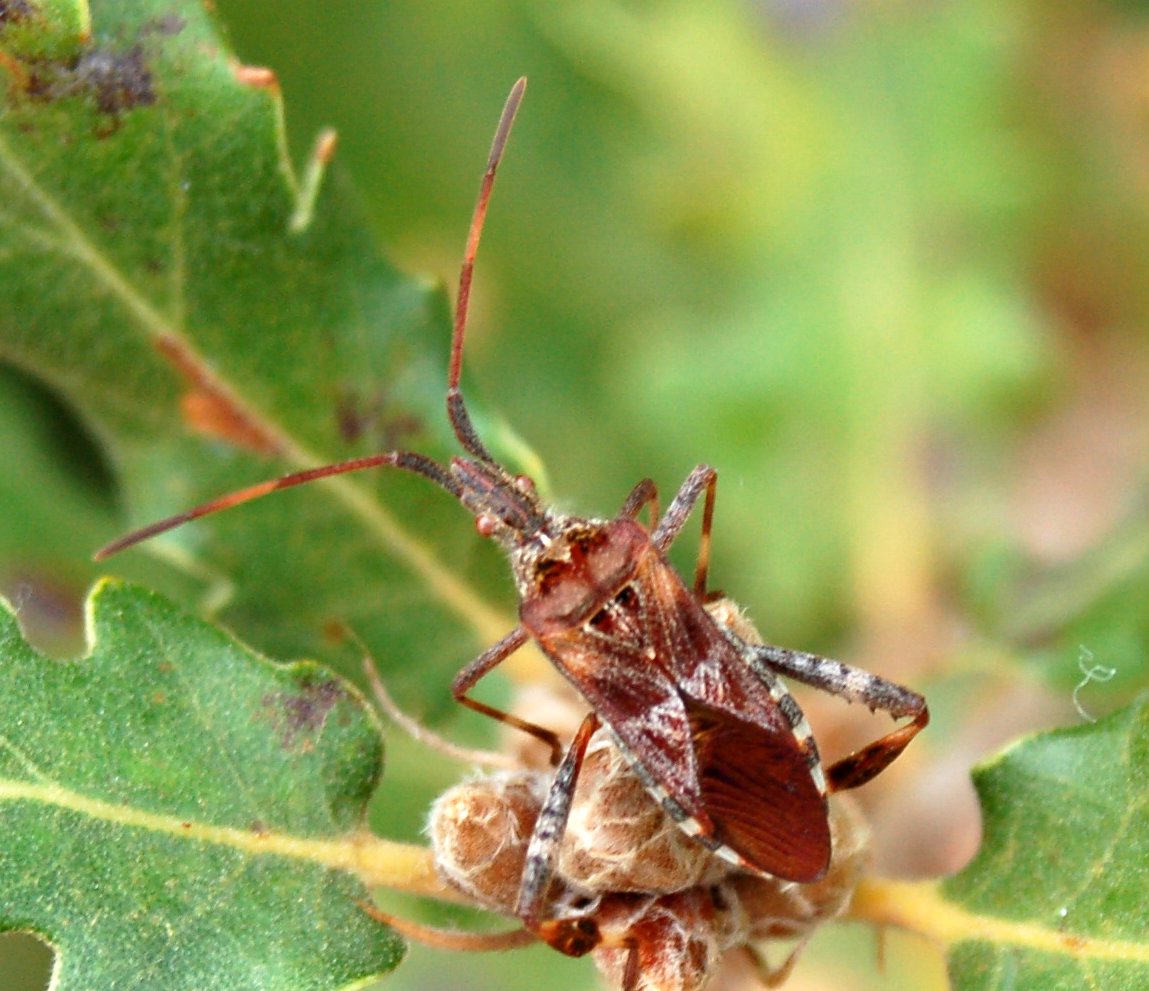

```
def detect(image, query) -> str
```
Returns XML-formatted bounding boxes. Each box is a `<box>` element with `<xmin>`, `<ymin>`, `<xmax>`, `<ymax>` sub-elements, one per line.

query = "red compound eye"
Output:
<box><xmin>476</xmin><ymin>515</ymin><xmax>499</xmax><ymax>538</ymax></box>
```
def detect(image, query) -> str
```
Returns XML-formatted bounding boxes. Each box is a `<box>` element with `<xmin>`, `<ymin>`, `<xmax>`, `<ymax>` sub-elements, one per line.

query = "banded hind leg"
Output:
<box><xmin>750</xmin><ymin>644</ymin><xmax>929</xmax><ymax>791</ymax></box>
<box><xmin>651</xmin><ymin>465</ymin><xmax>927</xmax><ymax>787</ymax></box>
<box><xmin>516</xmin><ymin>712</ymin><xmax>601</xmax><ymax>928</ymax></box>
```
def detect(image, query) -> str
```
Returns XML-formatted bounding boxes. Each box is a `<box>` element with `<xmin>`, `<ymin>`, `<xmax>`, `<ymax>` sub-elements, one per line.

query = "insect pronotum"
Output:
<box><xmin>98</xmin><ymin>77</ymin><xmax>928</xmax><ymax>938</ymax></box>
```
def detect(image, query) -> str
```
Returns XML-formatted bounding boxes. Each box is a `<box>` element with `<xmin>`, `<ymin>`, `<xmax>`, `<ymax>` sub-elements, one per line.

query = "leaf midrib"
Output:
<box><xmin>0</xmin><ymin>775</ymin><xmax>449</xmax><ymax>896</ymax></box>
<box><xmin>852</xmin><ymin>878</ymin><xmax>1149</xmax><ymax>966</ymax></box>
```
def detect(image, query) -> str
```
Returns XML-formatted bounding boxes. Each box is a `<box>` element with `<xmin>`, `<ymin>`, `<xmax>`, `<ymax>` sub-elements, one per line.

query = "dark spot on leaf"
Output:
<box><xmin>335</xmin><ymin>385</ymin><xmax>423</xmax><ymax>449</ymax></box>
<box><xmin>6</xmin><ymin>36</ymin><xmax>155</xmax><ymax>126</ymax></box>
<box><xmin>72</xmin><ymin>45</ymin><xmax>155</xmax><ymax>114</ymax></box>
<box><xmin>263</xmin><ymin>678</ymin><xmax>347</xmax><ymax>750</ymax></box>
<box><xmin>0</xmin><ymin>0</ymin><xmax>35</xmax><ymax>24</ymax></box>
<box><xmin>249</xmin><ymin>819</ymin><xmax>270</xmax><ymax>836</ymax></box>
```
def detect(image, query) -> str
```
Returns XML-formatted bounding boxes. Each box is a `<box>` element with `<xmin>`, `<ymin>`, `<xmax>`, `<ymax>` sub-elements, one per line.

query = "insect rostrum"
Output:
<box><xmin>97</xmin><ymin>77</ymin><xmax>928</xmax><ymax>952</ymax></box>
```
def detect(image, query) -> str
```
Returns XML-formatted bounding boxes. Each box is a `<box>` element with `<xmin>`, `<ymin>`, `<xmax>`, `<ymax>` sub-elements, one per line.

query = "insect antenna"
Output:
<box><xmin>94</xmin><ymin>79</ymin><xmax>530</xmax><ymax>562</ymax></box>
<box><xmin>446</xmin><ymin>76</ymin><xmax>526</xmax><ymax>465</ymax></box>
<box><xmin>94</xmin><ymin>451</ymin><xmax>460</xmax><ymax>559</ymax></box>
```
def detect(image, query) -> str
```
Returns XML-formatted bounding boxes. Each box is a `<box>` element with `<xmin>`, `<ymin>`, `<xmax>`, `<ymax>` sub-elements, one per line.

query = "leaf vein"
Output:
<box><xmin>0</xmin><ymin>732</ymin><xmax>51</xmax><ymax>783</ymax></box>
<box><xmin>852</xmin><ymin>879</ymin><xmax>1149</xmax><ymax>964</ymax></box>
<box><xmin>0</xmin><ymin>776</ymin><xmax>444</xmax><ymax>893</ymax></box>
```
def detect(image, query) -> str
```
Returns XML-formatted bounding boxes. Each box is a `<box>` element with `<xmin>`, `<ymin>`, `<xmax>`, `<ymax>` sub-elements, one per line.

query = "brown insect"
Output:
<box><xmin>97</xmin><ymin>78</ymin><xmax>928</xmax><ymax>934</ymax></box>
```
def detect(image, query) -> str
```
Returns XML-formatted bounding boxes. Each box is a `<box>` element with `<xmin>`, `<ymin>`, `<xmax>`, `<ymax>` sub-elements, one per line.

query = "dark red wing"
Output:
<box><xmin>686</xmin><ymin>698</ymin><xmax>829</xmax><ymax>881</ymax></box>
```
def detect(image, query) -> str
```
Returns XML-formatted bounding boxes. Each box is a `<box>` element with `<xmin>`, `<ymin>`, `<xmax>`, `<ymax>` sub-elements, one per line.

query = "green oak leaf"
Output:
<box><xmin>856</xmin><ymin>696</ymin><xmax>1149</xmax><ymax>990</ymax></box>
<box><xmin>944</xmin><ymin>697</ymin><xmax>1149</xmax><ymax>990</ymax></box>
<box><xmin>0</xmin><ymin>579</ymin><xmax>404</xmax><ymax>991</ymax></box>
<box><xmin>0</xmin><ymin>0</ymin><xmax>514</xmax><ymax>706</ymax></box>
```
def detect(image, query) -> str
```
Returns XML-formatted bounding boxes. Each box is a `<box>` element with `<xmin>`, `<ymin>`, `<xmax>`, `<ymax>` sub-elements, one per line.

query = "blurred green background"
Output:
<box><xmin>4</xmin><ymin>0</ymin><xmax>1149</xmax><ymax>989</ymax></box>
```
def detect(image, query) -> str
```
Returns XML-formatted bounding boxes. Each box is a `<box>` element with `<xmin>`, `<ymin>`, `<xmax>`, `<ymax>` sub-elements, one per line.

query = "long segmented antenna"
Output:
<box><xmin>94</xmin><ymin>79</ymin><xmax>528</xmax><ymax>562</ymax></box>
<box><xmin>95</xmin><ymin>452</ymin><xmax>459</xmax><ymax>559</ymax></box>
<box><xmin>447</xmin><ymin>76</ymin><xmax>526</xmax><ymax>463</ymax></box>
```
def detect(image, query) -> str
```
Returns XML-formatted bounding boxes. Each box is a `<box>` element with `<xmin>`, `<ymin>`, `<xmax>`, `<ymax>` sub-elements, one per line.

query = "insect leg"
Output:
<box><xmin>451</xmin><ymin>627</ymin><xmax>564</xmax><ymax>765</ymax></box>
<box><xmin>363</xmin><ymin>654</ymin><xmax>519</xmax><ymax>770</ymax></box>
<box><xmin>359</xmin><ymin>902</ymin><xmax>537</xmax><ymax>951</ymax></box>
<box><xmin>743</xmin><ymin>940</ymin><xmax>810</xmax><ymax>989</ymax></box>
<box><xmin>516</xmin><ymin>712</ymin><xmax>600</xmax><ymax>929</ymax></box>
<box><xmin>620</xmin><ymin>939</ymin><xmax>641</xmax><ymax>991</ymax></box>
<box><xmin>650</xmin><ymin>464</ymin><xmax>717</xmax><ymax>598</ymax></box>
<box><xmin>618</xmin><ymin>478</ymin><xmax>660</xmax><ymax>528</ymax></box>
<box><xmin>751</xmin><ymin>644</ymin><xmax>929</xmax><ymax>791</ymax></box>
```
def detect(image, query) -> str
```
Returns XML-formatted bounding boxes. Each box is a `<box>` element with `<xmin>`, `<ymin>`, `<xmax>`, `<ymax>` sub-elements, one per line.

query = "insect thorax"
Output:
<box><xmin>515</xmin><ymin>517</ymin><xmax>651</xmax><ymax>636</ymax></box>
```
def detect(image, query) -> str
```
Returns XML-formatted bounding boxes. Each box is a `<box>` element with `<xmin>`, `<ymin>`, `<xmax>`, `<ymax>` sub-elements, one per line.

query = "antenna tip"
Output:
<box><xmin>498</xmin><ymin>78</ymin><xmax>527</xmax><ymax>138</ymax></box>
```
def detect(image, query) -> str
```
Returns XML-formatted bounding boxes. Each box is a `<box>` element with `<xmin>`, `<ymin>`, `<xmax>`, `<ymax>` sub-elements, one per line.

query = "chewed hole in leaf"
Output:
<box><xmin>0</xmin><ymin>932</ymin><xmax>52</xmax><ymax>991</ymax></box>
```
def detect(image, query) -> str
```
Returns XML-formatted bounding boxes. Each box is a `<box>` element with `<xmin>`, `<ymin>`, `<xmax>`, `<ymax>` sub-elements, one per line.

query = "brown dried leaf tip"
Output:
<box><xmin>232</xmin><ymin>63</ymin><xmax>277</xmax><ymax>90</ymax></box>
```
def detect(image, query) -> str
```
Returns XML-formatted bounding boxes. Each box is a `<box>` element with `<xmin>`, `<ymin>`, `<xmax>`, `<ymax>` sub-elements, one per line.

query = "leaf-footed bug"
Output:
<box><xmin>97</xmin><ymin>78</ymin><xmax>928</xmax><ymax>937</ymax></box>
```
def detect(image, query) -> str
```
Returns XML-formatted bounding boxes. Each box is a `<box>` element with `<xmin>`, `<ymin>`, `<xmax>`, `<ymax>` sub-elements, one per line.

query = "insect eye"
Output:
<box><xmin>475</xmin><ymin>515</ymin><xmax>498</xmax><ymax>538</ymax></box>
